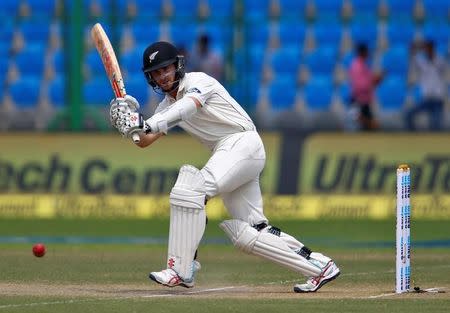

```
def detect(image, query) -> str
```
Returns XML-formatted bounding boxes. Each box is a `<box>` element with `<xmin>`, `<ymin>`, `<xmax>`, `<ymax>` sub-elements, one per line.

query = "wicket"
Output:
<box><xmin>396</xmin><ymin>164</ymin><xmax>411</xmax><ymax>293</ymax></box>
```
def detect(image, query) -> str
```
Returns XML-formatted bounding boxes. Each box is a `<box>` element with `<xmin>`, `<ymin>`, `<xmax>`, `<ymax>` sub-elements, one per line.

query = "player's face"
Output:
<box><xmin>151</xmin><ymin>64</ymin><xmax>177</xmax><ymax>92</ymax></box>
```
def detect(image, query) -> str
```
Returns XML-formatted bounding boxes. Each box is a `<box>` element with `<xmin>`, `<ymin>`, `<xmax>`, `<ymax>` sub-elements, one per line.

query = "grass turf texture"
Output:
<box><xmin>0</xmin><ymin>219</ymin><xmax>449</xmax><ymax>312</ymax></box>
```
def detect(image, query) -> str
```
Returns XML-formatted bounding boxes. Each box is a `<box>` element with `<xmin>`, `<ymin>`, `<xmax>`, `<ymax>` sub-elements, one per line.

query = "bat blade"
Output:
<box><xmin>90</xmin><ymin>23</ymin><xmax>140</xmax><ymax>143</ymax></box>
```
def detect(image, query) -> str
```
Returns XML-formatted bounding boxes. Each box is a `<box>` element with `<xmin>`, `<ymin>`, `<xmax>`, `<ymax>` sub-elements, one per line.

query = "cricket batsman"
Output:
<box><xmin>110</xmin><ymin>41</ymin><xmax>340</xmax><ymax>292</ymax></box>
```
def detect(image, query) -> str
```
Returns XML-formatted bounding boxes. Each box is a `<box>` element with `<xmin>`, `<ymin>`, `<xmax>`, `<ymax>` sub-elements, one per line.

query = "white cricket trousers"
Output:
<box><xmin>200</xmin><ymin>131</ymin><xmax>268</xmax><ymax>226</ymax></box>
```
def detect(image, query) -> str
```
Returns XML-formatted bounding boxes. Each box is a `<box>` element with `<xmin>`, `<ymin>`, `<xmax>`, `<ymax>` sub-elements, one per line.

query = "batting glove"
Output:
<box><xmin>109</xmin><ymin>95</ymin><xmax>140</xmax><ymax>129</ymax></box>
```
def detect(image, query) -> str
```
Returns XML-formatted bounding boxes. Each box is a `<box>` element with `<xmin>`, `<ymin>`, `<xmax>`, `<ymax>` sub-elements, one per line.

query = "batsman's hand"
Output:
<box><xmin>117</xmin><ymin>112</ymin><xmax>150</xmax><ymax>139</ymax></box>
<box><xmin>109</xmin><ymin>95</ymin><xmax>140</xmax><ymax>129</ymax></box>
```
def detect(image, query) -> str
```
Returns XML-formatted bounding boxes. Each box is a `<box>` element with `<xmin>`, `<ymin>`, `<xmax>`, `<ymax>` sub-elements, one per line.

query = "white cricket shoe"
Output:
<box><xmin>293</xmin><ymin>260</ymin><xmax>340</xmax><ymax>293</ymax></box>
<box><xmin>149</xmin><ymin>260</ymin><xmax>201</xmax><ymax>288</ymax></box>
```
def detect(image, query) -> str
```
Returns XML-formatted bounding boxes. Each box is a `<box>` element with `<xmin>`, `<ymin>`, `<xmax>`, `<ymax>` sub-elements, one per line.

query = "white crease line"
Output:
<box><xmin>1</xmin><ymin>266</ymin><xmax>449</xmax><ymax>309</ymax></box>
<box><xmin>0</xmin><ymin>299</ymin><xmax>99</xmax><ymax>310</ymax></box>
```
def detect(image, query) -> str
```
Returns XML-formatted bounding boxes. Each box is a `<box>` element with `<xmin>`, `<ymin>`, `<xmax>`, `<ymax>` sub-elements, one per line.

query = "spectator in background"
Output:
<box><xmin>189</xmin><ymin>34</ymin><xmax>224</xmax><ymax>82</ymax></box>
<box><xmin>348</xmin><ymin>43</ymin><xmax>384</xmax><ymax>131</ymax></box>
<box><xmin>405</xmin><ymin>40</ymin><xmax>447</xmax><ymax>131</ymax></box>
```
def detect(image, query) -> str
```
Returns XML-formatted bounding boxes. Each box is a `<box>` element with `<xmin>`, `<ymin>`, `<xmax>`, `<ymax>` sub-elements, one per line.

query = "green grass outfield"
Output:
<box><xmin>0</xmin><ymin>219</ymin><xmax>449</xmax><ymax>312</ymax></box>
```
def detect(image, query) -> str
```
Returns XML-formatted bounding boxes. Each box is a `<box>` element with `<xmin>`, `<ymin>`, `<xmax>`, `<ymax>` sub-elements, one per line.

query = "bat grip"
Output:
<box><xmin>132</xmin><ymin>132</ymin><xmax>140</xmax><ymax>143</ymax></box>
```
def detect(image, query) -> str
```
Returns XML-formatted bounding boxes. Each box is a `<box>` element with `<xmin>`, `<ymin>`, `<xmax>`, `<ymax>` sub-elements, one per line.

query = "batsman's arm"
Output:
<box><xmin>135</xmin><ymin>132</ymin><xmax>164</xmax><ymax>148</ymax></box>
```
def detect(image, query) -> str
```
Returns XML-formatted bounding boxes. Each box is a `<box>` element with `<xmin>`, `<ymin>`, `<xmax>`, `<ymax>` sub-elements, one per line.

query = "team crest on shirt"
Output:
<box><xmin>186</xmin><ymin>87</ymin><xmax>201</xmax><ymax>94</ymax></box>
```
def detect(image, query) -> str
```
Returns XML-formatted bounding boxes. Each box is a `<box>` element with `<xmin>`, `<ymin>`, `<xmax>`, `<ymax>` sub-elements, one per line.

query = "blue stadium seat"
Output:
<box><xmin>9</xmin><ymin>77</ymin><xmax>41</xmax><ymax>107</ymax></box>
<box><xmin>350</xmin><ymin>19</ymin><xmax>378</xmax><ymax>48</ymax></box>
<box><xmin>197</xmin><ymin>22</ymin><xmax>232</xmax><ymax>47</ymax></box>
<box><xmin>339</xmin><ymin>82</ymin><xmax>352</xmax><ymax>106</ymax></box>
<box><xmin>248</xmin><ymin>44</ymin><xmax>266</xmax><ymax>78</ymax></box>
<box><xmin>51</xmin><ymin>49</ymin><xmax>65</xmax><ymax>74</ymax></box>
<box><xmin>170</xmin><ymin>0</ymin><xmax>200</xmax><ymax>20</ymax></box>
<box><xmin>18</xmin><ymin>21</ymin><xmax>51</xmax><ymax>45</ymax></box>
<box><xmin>205</xmin><ymin>0</ymin><xmax>234</xmax><ymax>20</ymax></box>
<box><xmin>341</xmin><ymin>51</ymin><xmax>355</xmax><ymax>68</ymax></box>
<box><xmin>0</xmin><ymin>0</ymin><xmax>21</xmax><ymax>16</ymax></box>
<box><xmin>278</xmin><ymin>21</ymin><xmax>306</xmax><ymax>47</ymax></box>
<box><xmin>381</xmin><ymin>46</ymin><xmax>409</xmax><ymax>76</ymax></box>
<box><xmin>83</xmin><ymin>77</ymin><xmax>114</xmax><ymax>105</ymax></box>
<box><xmin>377</xmin><ymin>76</ymin><xmax>406</xmax><ymax>111</ymax></box>
<box><xmin>386</xmin><ymin>0</ymin><xmax>416</xmax><ymax>16</ymax></box>
<box><xmin>125</xmin><ymin>74</ymin><xmax>150</xmax><ymax>104</ymax></box>
<box><xmin>130</xmin><ymin>22</ymin><xmax>160</xmax><ymax>46</ymax></box>
<box><xmin>169</xmin><ymin>23</ymin><xmax>197</xmax><ymax>49</ymax></box>
<box><xmin>84</xmin><ymin>0</ymin><xmax>111</xmax><ymax>18</ymax></box>
<box><xmin>246</xmin><ymin>23</ymin><xmax>270</xmax><ymax>46</ymax></box>
<box><xmin>268</xmin><ymin>78</ymin><xmax>297</xmax><ymax>111</ymax></box>
<box><xmin>48</xmin><ymin>76</ymin><xmax>65</xmax><ymax>107</ymax></box>
<box><xmin>269</xmin><ymin>47</ymin><xmax>301</xmax><ymax>74</ymax></box>
<box><xmin>303</xmin><ymin>76</ymin><xmax>333</xmax><ymax>111</ymax></box>
<box><xmin>350</xmin><ymin>0</ymin><xmax>380</xmax><ymax>15</ymax></box>
<box><xmin>120</xmin><ymin>46</ymin><xmax>145</xmax><ymax>77</ymax></box>
<box><xmin>385</xmin><ymin>21</ymin><xmax>415</xmax><ymax>46</ymax></box>
<box><xmin>312</xmin><ymin>21</ymin><xmax>343</xmax><ymax>47</ymax></box>
<box><xmin>244</xmin><ymin>0</ymin><xmax>270</xmax><ymax>21</ymax></box>
<box><xmin>422</xmin><ymin>21</ymin><xmax>449</xmax><ymax>44</ymax></box>
<box><xmin>422</xmin><ymin>0</ymin><xmax>449</xmax><ymax>18</ymax></box>
<box><xmin>0</xmin><ymin>58</ymin><xmax>9</xmax><ymax>88</ymax></box>
<box><xmin>303</xmin><ymin>45</ymin><xmax>338</xmax><ymax>75</ymax></box>
<box><xmin>14</xmin><ymin>44</ymin><xmax>46</xmax><ymax>77</ymax></box>
<box><xmin>85</xmin><ymin>49</ymin><xmax>107</xmax><ymax>77</ymax></box>
<box><xmin>125</xmin><ymin>0</ymin><xmax>163</xmax><ymax>20</ymax></box>
<box><xmin>313</xmin><ymin>0</ymin><xmax>344</xmax><ymax>19</ymax></box>
<box><xmin>24</xmin><ymin>0</ymin><xmax>57</xmax><ymax>18</ymax></box>
<box><xmin>278</xmin><ymin>0</ymin><xmax>308</xmax><ymax>19</ymax></box>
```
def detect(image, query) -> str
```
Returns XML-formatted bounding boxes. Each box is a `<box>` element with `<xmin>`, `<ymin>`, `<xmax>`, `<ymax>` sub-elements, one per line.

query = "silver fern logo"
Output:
<box><xmin>149</xmin><ymin>51</ymin><xmax>159</xmax><ymax>62</ymax></box>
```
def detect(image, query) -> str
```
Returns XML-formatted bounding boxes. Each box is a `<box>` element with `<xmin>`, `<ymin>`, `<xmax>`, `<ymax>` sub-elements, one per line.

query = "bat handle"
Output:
<box><xmin>132</xmin><ymin>132</ymin><xmax>140</xmax><ymax>143</ymax></box>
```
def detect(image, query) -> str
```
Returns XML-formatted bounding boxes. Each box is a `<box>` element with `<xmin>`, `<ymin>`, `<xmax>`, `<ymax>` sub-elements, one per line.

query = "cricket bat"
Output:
<box><xmin>90</xmin><ymin>22</ymin><xmax>141</xmax><ymax>143</ymax></box>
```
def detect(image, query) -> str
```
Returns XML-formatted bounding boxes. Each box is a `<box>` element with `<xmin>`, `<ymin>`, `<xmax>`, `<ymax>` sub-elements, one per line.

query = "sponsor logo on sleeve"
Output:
<box><xmin>186</xmin><ymin>87</ymin><xmax>201</xmax><ymax>94</ymax></box>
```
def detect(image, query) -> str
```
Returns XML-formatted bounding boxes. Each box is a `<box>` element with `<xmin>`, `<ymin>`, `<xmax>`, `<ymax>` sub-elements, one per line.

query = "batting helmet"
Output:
<box><xmin>142</xmin><ymin>41</ymin><xmax>185</xmax><ymax>89</ymax></box>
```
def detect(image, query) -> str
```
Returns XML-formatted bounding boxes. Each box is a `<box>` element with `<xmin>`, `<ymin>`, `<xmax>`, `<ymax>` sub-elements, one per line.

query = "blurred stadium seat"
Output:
<box><xmin>385</xmin><ymin>20</ymin><xmax>416</xmax><ymax>47</ymax></box>
<box><xmin>18</xmin><ymin>21</ymin><xmax>51</xmax><ymax>46</ymax></box>
<box><xmin>120</xmin><ymin>46</ymin><xmax>145</xmax><ymax>77</ymax></box>
<box><xmin>23</xmin><ymin>0</ymin><xmax>57</xmax><ymax>19</ymax></box>
<box><xmin>244</xmin><ymin>0</ymin><xmax>271</xmax><ymax>22</ymax></box>
<box><xmin>313</xmin><ymin>0</ymin><xmax>344</xmax><ymax>20</ymax></box>
<box><xmin>128</xmin><ymin>22</ymin><xmax>161</xmax><ymax>46</ymax></box>
<box><xmin>269</xmin><ymin>46</ymin><xmax>301</xmax><ymax>75</ymax></box>
<box><xmin>125</xmin><ymin>74</ymin><xmax>150</xmax><ymax>105</ymax></box>
<box><xmin>303</xmin><ymin>45</ymin><xmax>338</xmax><ymax>76</ymax></box>
<box><xmin>14</xmin><ymin>45</ymin><xmax>47</xmax><ymax>78</ymax></box>
<box><xmin>268</xmin><ymin>78</ymin><xmax>297</xmax><ymax>111</ymax></box>
<box><xmin>278</xmin><ymin>0</ymin><xmax>308</xmax><ymax>20</ymax></box>
<box><xmin>169</xmin><ymin>0</ymin><xmax>200</xmax><ymax>20</ymax></box>
<box><xmin>278</xmin><ymin>20</ymin><xmax>306</xmax><ymax>47</ymax></box>
<box><xmin>122</xmin><ymin>0</ymin><xmax>164</xmax><ymax>20</ymax></box>
<box><xmin>303</xmin><ymin>76</ymin><xmax>333</xmax><ymax>111</ymax></box>
<box><xmin>377</xmin><ymin>76</ymin><xmax>407</xmax><ymax>111</ymax></box>
<box><xmin>48</xmin><ymin>76</ymin><xmax>65</xmax><ymax>108</ymax></box>
<box><xmin>83</xmin><ymin>77</ymin><xmax>114</xmax><ymax>105</ymax></box>
<box><xmin>84</xmin><ymin>49</ymin><xmax>108</xmax><ymax>78</ymax></box>
<box><xmin>9</xmin><ymin>77</ymin><xmax>41</xmax><ymax>107</ymax></box>
<box><xmin>312</xmin><ymin>20</ymin><xmax>343</xmax><ymax>47</ymax></box>
<box><xmin>422</xmin><ymin>0</ymin><xmax>449</xmax><ymax>18</ymax></box>
<box><xmin>205</xmin><ymin>0</ymin><xmax>234</xmax><ymax>20</ymax></box>
<box><xmin>381</xmin><ymin>46</ymin><xmax>409</xmax><ymax>76</ymax></box>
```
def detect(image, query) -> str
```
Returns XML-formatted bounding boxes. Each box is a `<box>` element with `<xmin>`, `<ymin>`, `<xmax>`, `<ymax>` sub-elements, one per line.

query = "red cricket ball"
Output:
<box><xmin>32</xmin><ymin>243</ymin><xmax>46</xmax><ymax>257</ymax></box>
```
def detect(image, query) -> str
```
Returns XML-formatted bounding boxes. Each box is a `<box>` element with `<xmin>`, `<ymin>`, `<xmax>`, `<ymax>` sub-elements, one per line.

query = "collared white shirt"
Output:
<box><xmin>413</xmin><ymin>53</ymin><xmax>447</xmax><ymax>100</ymax></box>
<box><xmin>155</xmin><ymin>72</ymin><xmax>255</xmax><ymax>150</ymax></box>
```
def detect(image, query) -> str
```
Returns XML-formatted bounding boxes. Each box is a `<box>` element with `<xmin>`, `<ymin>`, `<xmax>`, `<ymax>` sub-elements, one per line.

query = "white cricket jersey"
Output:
<box><xmin>155</xmin><ymin>72</ymin><xmax>256</xmax><ymax>150</ymax></box>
